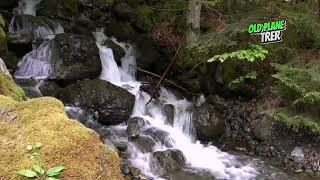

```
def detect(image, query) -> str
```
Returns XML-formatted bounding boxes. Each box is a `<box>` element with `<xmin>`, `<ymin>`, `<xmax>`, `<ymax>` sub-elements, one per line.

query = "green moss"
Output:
<box><xmin>0</xmin><ymin>73</ymin><xmax>26</xmax><ymax>101</ymax></box>
<box><xmin>0</xmin><ymin>22</ymin><xmax>7</xmax><ymax>52</ymax></box>
<box><xmin>0</xmin><ymin>96</ymin><xmax>123</xmax><ymax>180</ymax></box>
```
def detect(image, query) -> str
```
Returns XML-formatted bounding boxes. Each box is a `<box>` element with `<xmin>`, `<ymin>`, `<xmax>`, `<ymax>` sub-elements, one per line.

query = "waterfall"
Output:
<box><xmin>16</xmin><ymin>0</ymin><xmax>42</xmax><ymax>16</ymax></box>
<box><xmin>94</xmin><ymin>30</ymin><xmax>258</xmax><ymax>180</ymax></box>
<box><xmin>14</xmin><ymin>40</ymin><xmax>53</xmax><ymax>79</ymax></box>
<box><xmin>12</xmin><ymin>0</ymin><xmax>64</xmax><ymax>79</ymax></box>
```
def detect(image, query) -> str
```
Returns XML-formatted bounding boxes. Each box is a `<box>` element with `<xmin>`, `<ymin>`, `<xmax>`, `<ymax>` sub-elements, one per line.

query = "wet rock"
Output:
<box><xmin>59</xmin><ymin>79</ymin><xmax>135</xmax><ymax>125</ymax></box>
<box><xmin>290</xmin><ymin>147</ymin><xmax>305</xmax><ymax>163</ymax></box>
<box><xmin>131</xmin><ymin>134</ymin><xmax>156</xmax><ymax>153</ymax></box>
<box><xmin>49</xmin><ymin>33</ymin><xmax>101</xmax><ymax>82</ymax></box>
<box><xmin>39</xmin><ymin>81</ymin><xmax>62</xmax><ymax>97</ymax></box>
<box><xmin>121</xmin><ymin>160</ymin><xmax>131</xmax><ymax>175</ymax></box>
<box><xmin>8</xmin><ymin>15</ymin><xmax>63</xmax><ymax>41</ymax></box>
<box><xmin>115</xmin><ymin>141</ymin><xmax>128</xmax><ymax>152</ymax></box>
<box><xmin>150</xmin><ymin>149</ymin><xmax>186</xmax><ymax>176</ymax></box>
<box><xmin>252</xmin><ymin>115</ymin><xmax>275</xmax><ymax>141</ymax></box>
<box><xmin>127</xmin><ymin>117</ymin><xmax>145</xmax><ymax>139</ymax></box>
<box><xmin>102</xmin><ymin>39</ymin><xmax>125</xmax><ymax>65</ymax></box>
<box><xmin>192</xmin><ymin>103</ymin><xmax>225</xmax><ymax>140</ymax></box>
<box><xmin>143</xmin><ymin>127</ymin><xmax>172</xmax><ymax>147</ymax></box>
<box><xmin>162</xmin><ymin>104</ymin><xmax>175</xmax><ymax>126</ymax></box>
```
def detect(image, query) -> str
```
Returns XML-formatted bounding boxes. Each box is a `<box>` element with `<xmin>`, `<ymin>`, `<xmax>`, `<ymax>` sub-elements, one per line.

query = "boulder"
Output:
<box><xmin>50</xmin><ymin>33</ymin><xmax>101</xmax><ymax>81</ymax></box>
<box><xmin>143</xmin><ymin>127</ymin><xmax>173</xmax><ymax>147</ymax></box>
<box><xmin>59</xmin><ymin>79</ymin><xmax>135</xmax><ymax>125</ymax></box>
<box><xmin>0</xmin><ymin>96</ymin><xmax>123</xmax><ymax>179</ymax></box>
<box><xmin>15</xmin><ymin>33</ymin><xmax>101</xmax><ymax>81</ymax></box>
<box><xmin>192</xmin><ymin>103</ymin><xmax>226</xmax><ymax>140</ymax></box>
<box><xmin>127</xmin><ymin>117</ymin><xmax>145</xmax><ymax>139</ymax></box>
<box><xmin>0</xmin><ymin>58</ymin><xmax>26</xmax><ymax>101</ymax></box>
<box><xmin>252</xmin><ymin>115</ymin><xmax>275</xmax><ymax>141</ymax></box>
<box><xmin>162</xmin><ymin>103</ymin><xmax>175</xmax><ymax>125</ymax></box>
<box><xmin>150</xmin><ymin>149</ymin><xmax>186</xmax><ymax>176</ymax></box>
<box><xmin>131</xmin><ymin>134</ymin><xmax>156</xmax><ymax>153</ymax></box>
<box><xmin>290</xmin><ymin>147</ymin><xmax>305</xmax><ymax>163</ymax></box>
<box><xmin>0</xmin><ymin>15</ymin><xmax>6</xmax><ymax>53</ymax></box>
<box><xmin>37</xmin><ymin>0</ymin><xmax>79</xmax><ymax>18</ymax></box>
<box><xmin>102</xmin><ymin>39</ymin><xmax>125</xmax><ymax>65</ymax></box>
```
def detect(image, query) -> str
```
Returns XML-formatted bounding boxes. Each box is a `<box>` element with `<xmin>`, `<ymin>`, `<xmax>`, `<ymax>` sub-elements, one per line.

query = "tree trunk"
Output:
<box><xmin>186</xmin><ymin>0</ymin><xmax>201</xmax><ymax>44</ymax></box>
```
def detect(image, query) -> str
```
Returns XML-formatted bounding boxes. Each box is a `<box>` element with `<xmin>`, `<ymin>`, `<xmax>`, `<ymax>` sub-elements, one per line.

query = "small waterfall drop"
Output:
<box><xmin>14</xmin><ymin>39</ymin><xmax>53</xmax><ymax>79</ymax></box>
<box><xmin>12</xmin><ymin>0</ymin><xmax>64</xmax><ymax>79</ymax></box>
<box><xmin>94</xmin><ymin>30</ymin><xmax>259</xmax><ymax>180</ymax></box>
<box><xmin>16</xmin><ymin>0</ymin><xmax>42</xmax><ymax>16</ymax></box>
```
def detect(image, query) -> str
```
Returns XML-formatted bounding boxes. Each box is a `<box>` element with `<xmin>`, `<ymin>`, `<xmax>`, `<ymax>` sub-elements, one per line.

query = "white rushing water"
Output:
<box><xmin>16</xmin><ymin>0</ymin><xmax>42</xmax><ymax>16</ymax></box>
<box><xmin>12</xmin><ymin>0</ymin><xmax>64</xmax><ymax>79</ymax></box>
<box><xmin>93</xmin><ymin>29</ymin><xmax>259</xmax><ymax>180</ymax></box>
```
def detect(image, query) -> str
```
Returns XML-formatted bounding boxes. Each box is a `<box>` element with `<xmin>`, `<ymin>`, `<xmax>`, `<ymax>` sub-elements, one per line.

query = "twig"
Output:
<box><xmin>131</xmin><ymin>65</ymin><xmax>199</xmax><ymax>97</ymax></box>
<box><xmin>147</xmin><ymin>42</ymin><xmax>183</xmax><ymax>104</ymax></box>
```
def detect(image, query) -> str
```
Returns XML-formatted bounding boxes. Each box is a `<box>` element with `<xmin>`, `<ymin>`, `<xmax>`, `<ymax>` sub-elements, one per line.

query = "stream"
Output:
<box><xmin>9</xmin><ymin>1</ymin><xmax>320</xmax><ymax>179</ymax></box>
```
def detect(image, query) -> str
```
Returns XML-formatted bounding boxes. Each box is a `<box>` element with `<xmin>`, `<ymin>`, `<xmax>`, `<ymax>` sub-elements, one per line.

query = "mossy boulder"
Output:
<box><xmin>0</xmin><ymin>58</ymin><xmax>26</xmax><ymax>101</ymax></box>
<box><xmin>0</xmin><ymin>96</ymin><xmax>123</xmax><ymax>179</ymax></box>
<box><xmin>0</xmin><ymin>15</ymin><xmax>7</xmax><ymax>53</ymax></box>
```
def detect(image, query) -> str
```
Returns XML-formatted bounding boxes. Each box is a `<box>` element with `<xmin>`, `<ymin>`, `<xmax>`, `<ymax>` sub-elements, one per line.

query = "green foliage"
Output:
<box><xmin>207</xmin><ymin>44</ymin><xmax>268</xmax><ymax>63</ymax></box>
<box><xmin>272</xmin><ymin>110</ymin><xmax>320</xmax><ymax>135</ymax></box>
<box><xmin>17</xmin><ymin>165</ymin><xmax>65</xmax><ymax>180</ymax></box>
<box><xmin>280</xmin><ymin>3</ymin><xmax>320</xmax><ymax>48</ymax></box>
<box><xmin>17</xmin><ymin>170</ymin><xmax>38</xmax><ymax>178</ymax></box>
<box><xmin>228</xmin><ymin>71</ymin><xmax>257</xmax><ymax>90</ymax></box>
<box><xmin>271</xmin><ymin>63</ymin><xmax>320</xmax><ymax>102</ymax></box>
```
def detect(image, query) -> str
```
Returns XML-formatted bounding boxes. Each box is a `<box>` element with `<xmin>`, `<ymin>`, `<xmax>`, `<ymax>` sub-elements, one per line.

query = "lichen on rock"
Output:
<box><xmin>0</xmin><ymin>96</ymin><xmax>123</xmax><ymax>179</ymax></box>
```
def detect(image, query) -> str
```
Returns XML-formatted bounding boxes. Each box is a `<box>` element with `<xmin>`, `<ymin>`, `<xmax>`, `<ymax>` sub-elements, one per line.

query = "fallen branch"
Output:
<box><xmin>130</xmin><ymin>65</ymin><xmax>199</xmax><ymax>97</ymax></box>
<box><xmin>146</xmin><ymin>42</ymin><xmax>183</xmax><ymax>104</ymax></box>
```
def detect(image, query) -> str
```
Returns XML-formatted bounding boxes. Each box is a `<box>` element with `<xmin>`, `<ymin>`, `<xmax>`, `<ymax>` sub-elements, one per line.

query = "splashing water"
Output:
<box><xmin>14</xmin><ymin>39</ymin><xmax>53</xmax><ymax>79</ymax></box>
<box><xmin>93</xmin><ymin>30</ymin><xmax>259</xmax><ymax>179</ymax></box>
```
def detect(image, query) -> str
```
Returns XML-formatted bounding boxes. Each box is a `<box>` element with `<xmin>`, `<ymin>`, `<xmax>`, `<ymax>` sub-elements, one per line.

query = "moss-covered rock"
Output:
<box><xmin>0</xmin><ymin>15</ymin><xmax>7</xmax><ymax>53</ymax></box>
<box><xmin>0</xmin><ymin>96</ymin><xmax>123</xmax><ymax>179</ymax></box>
<box><xmin>0</xmin><ymin>58</ymin><xmax>25</xmax><ymax>101</ymax></box>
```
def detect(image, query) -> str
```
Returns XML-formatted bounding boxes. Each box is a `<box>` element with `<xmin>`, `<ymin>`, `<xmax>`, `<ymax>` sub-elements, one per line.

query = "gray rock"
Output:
<box><xmin>252</xmin><ymin>115</ymin><xmax>275</xmax><ymax>141</ymax></box>
<box><xmin>143</xmin><ymin>127</ymin><xmax>172</xmax><ymax>147</ymax></box>
<box><xmin>102</xmin><ymin>39</ymin><xmax>125</xmax><ymax>65</ymax></box>
<box><xmin>192</xmin><ymin>103</ymin><xmax>225</xmax><ymax>140</ymax></box>
<box><xmin>163</xmin><ymin>104</ymin><xmax>175</xmax><ymax>126</ymax></box>
<box><xmin>127</xmin><ymin>117</ymin><xmax>145</xmax><ymax>139</ymax></box>
<box><xmin>0</xmin><ymin>58</ymin><xmax>12</xmax><ymax>80</ymax></box>
<box><xmin>150</xmin><ymin>149</ymin><xmax>186</xmax><ymax>176</ymax></box>
<box><xmin>131</xmin><ymin>135</ymin><xmax>156</xmax><ymax>153</ymax></box>
<box><xmin>59</xmin><ymin>79</ymin><xmax>135</xmax><ymax>125</ymax></box>
<box><xmin>290</xmin><ymin>147</ymin><xmax>304</xmax><ymax>163</ymax></box>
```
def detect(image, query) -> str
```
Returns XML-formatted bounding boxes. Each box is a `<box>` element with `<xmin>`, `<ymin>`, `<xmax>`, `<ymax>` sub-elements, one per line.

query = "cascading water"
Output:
<box><xmin>16</xmin><ymin>0</ymin><xmax>42</xmax><ymax>16</ymax></box>
<box><xmin>93</xmin><ymin>30</ymin><xmax>259</xmax><ymax>180</ymax></box>
<box><xmin>12</xmin><ymin>0</ymin><xmax>64</xmax><ymax>79</ymax></box>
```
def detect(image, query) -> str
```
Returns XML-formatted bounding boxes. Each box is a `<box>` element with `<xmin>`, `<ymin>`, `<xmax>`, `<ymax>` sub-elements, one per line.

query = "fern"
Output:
<box><xmin>228</xmin><ymin>71</ymin><xmax>257</xmax><ymax>89</ymax></box>
<box><xmin>207</xmin><ymin>44</ymin><xmax>268</xmax><ymax>63</ymax></box>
